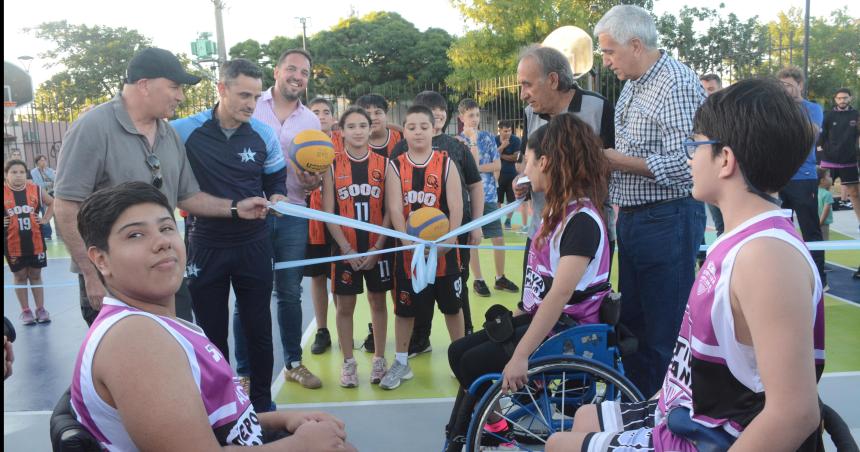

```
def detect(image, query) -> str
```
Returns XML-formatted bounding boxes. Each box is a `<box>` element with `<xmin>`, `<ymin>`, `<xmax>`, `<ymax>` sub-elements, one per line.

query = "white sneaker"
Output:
<box><xmin>340</xmin><ymin>359</ymin><xmax>358</xmax><ymax>388</ymax></box>
<box><xmin>379</xmin><ymin>360</ymin><xmax>413</xmax><ymax>390</ymax></box>
<box><xmin>370</xmin><ymin>357</ymin><xmax>387</xmax><ymax>385</ymax></box>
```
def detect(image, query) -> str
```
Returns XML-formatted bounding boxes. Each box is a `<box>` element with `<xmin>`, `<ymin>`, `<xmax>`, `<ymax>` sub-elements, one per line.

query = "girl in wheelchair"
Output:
<box><xmin>546</xmin><ymin>79</ymin><xmax>826</xmax><ymax>451</ymax></box>
<box><xmin>445</xmin><ymin>113</ymin><xmax>613</xmax><ymax>450</ymax></box>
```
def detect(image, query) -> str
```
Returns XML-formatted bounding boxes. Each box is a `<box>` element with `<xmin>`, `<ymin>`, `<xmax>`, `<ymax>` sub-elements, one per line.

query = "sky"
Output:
<box><xmin>4</xmin><ymin>0</ymin><xmax>857</xmax><ymax>87</ymax></box>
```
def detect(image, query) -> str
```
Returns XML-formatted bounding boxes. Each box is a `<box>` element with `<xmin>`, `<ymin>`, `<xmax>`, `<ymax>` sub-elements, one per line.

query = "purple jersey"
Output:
<box><xmin>522</xmin><ymin>199</ymin><xmax>610</xmax><ymax>323</ymax></box>
<box><xmin>653</xmin><ymin>210</ymin><xmax>825</xmax><ymax>450</ymax></box>
<box><xmin>71</xmin><ymin>297</ymin><xmax>263</xmax><ymax>449</ymax></box>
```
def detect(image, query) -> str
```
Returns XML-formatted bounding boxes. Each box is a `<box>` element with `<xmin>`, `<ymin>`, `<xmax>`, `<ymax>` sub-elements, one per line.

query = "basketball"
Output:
<box><xmin>406</xmin><ymin>207</ymin><xmax>450</xmax><ymax>241</ymax></box>
<box><xmin>290</xmin><ymin>130</ymin><xmax>335</xmax><ymax>173</ymax></box>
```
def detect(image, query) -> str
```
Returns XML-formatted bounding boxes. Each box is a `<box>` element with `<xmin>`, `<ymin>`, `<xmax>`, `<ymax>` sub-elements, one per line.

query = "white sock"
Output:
<box><xmin>496</xmin><ymin>275</ymin><xmax>504</xmax><ymax>281</ymax></box>
<box><xmin>289</xmin><ymin>361</ymin><xmax>301</xmax><ymax>370</ymax></box>
<box><xmin>475</xmin><ymin>278</ymin><xmax>485</xmax><ymax>283</ymax></box>
<box><xmin>344</xmin><ymin>357</ymin><xmax>355</xmax><ymax>364</ymax></box>
<box><xmin>395</xmin><ymin>352</ymin><xmax>408</xmax><ymax>366</ymax></box>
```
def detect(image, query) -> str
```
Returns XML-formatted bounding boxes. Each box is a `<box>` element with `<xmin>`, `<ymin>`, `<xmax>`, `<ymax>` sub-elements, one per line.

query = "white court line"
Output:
<box><xmin>826</xmin><ymin>292</ymin><xmax>860</xmax><ymax>309</ymax></box>
<box><xmin>822</xmin><ymin>371</ymin><xmax>860</xmax><ymax>378</ymax></box>
<box><xmin>277</xmin><ymin>397</ymin><xmax>456</xmax><ymax>410</ymax></box>
<box><xmin>269</xmin><ymin>293</ymin><xmax>332</xmax><ymax>398</ymax></box>
<box><xmin>3</xmin><ymin>410</ymin><xmax>53</xmax><ymax>416</ymax></box>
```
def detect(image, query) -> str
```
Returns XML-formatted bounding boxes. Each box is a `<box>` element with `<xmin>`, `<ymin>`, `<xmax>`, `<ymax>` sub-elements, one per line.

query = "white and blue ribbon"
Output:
<box><xmin>268</xmin><ymin>200</ymin><xmax>522</xmax><ymax>292</ymax></box>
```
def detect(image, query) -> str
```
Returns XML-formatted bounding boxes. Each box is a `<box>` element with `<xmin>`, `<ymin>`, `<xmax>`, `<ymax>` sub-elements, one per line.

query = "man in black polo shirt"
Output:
<box><xmin>515</xmin><ymin>44</ymin><xmax>616</xmax><ymax>288</ymax></box>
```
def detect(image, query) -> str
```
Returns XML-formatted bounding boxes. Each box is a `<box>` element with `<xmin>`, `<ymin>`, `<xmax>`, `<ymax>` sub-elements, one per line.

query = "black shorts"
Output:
<box><xmin>5</xmin><ymin>252</ymin><xmax>47</xmax><ymax>273</ymax></box>
<box><xmin>393</xmin><ymin>274</ymin><xmax>464</xmax><ymax>317</ymax></box>
<box><xmin>830</xmin><ymin>165</ymin><xmax>859</xmax><ymax>185</ymax></box>
<box><xmin>582</xmin><ymin>400</ymin><xmax>658</xmax><ymax>451</ymax></box>
<box><xmin>498</xmin><ymin>172</ymin><xmax>517</xmax><ymax>204</ymax></box>
<box><xmin>303</xmin><ymin>244</ymin><xmax>331</xmax><ymax>278</ymax></box>
<box><xmin>331</xmin><ymin>254</ymin><xmax>393</xmax><ymax>295</ymax></box>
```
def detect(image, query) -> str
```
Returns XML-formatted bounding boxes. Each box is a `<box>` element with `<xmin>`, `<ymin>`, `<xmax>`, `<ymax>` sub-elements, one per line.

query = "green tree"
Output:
<box><xmin>229</xmin><ymin>36</ymin><xmax>305</xmax><ymax>89</ymax></box>
<box><xmin>447</xmin><ymin>0</ymin><xmax>653</xmax><ymax>87</ymax></box>
<box><xmin>310</xmin><ymin>11</ymin><xmax>454</xmax><ymax>99</ymax></box>
<box><xmin>27</xmin><ymin>21</ymin><xmax>152</xmax><ymax>110</ymax></box>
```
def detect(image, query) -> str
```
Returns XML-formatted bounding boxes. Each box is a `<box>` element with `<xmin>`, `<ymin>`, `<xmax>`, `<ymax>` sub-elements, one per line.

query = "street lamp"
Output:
<box><xmin>17</xmin><ymin>55</ymin><xmax>33</xmax><ymax>73</ymax></box>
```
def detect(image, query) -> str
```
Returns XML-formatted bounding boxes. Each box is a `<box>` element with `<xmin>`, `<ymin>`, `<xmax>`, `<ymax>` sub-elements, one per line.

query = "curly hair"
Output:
<box><xmin>529</xmin><ymin>114</ymin><xmax>609</xmax><ymax>247</ymax></box>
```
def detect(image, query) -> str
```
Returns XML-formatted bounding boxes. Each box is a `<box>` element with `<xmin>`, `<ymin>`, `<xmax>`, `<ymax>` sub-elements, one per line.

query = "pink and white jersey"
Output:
<box><xmin>522</xmin><ymin>199</ymin><xmax>610</xmax><ymax>323</ymax></box>
<box><xmin>653</xmin><ymin>210</ymin><xmax>825</xmax><ymax>448</ymax></box>
<box><xmin>71</xmin><ymin>297</ymin><xmax>263</xmax><ymax>450</ymax></box>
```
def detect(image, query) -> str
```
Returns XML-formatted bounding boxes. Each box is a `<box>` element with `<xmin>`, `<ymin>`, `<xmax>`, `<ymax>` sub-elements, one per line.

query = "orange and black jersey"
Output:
<box><xmin>389</xmin><ymin>150</ymin><xmax>459</xmax><ymax>278</ymax></box>
<box><xmin>307</xmin><ymin>188</ymin><xmax>327</xmax><ymax>246</ymax></box>
<box><xmin>4</xmin><ymin>181</ymin><xmax>45</xmax><ymax>258</ymax></box>
<box><xmin>331</xmin><ymin>150</ymin><xmax>387</xmax><ymax>252</ymax></box>
<box><xmin>330</xmin><ymin>130</ymin><xmax>346</xmax><ymax>156</ymax></box>
<box><xmin>369</xmin><ymin>128</ymin><xmax>402</xmax><ymax>159</ymax></box>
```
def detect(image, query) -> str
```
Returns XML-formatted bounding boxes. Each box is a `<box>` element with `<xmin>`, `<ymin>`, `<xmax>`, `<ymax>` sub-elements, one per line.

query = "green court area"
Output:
<box><xmin>276</xmin><ymin>225</ymin><xmax>859</xmax><ymax>404</ymax></box>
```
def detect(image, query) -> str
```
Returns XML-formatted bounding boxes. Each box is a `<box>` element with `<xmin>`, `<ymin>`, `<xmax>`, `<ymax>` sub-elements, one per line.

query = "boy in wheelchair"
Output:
<box><xmin>67</xmin><ymin>182</ymin><xmax>356</xmax><ymax>451</ymax></box>
<box><xmin>546</xmin><ymin>79</ymin><xmax>826</xmax><ymax>451</ymax></box>
<box><xmin>446</xmin><ymin>114</ymin><xmax>615</xmax><ymax>450</ymax></box>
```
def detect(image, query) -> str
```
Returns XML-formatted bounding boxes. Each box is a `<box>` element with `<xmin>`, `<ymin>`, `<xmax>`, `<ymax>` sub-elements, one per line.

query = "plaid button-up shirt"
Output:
<box><xmin>610</xmin><ymin>51</ymin><xmax>706</xmax><ymax>207</ymax></box>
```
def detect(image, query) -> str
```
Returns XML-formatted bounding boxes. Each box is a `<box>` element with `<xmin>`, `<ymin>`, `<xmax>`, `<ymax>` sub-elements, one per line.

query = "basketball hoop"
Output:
<box><xmin>4</xmin><ymin>101</ymin><xmax>16</xmax><ymax>125</ymax></box>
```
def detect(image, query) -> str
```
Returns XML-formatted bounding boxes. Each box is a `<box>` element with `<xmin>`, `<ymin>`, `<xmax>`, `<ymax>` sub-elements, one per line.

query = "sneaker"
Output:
<box><xmin>494</xmin><ymin>275</ymin><xmax>519</xmax><ymax>293</ymax></box>
<box><xmin>370</xmin><ymin>356</ymin><xmax>387</xmax><ymax>384</ymax></box>
<box><xmin>408</xmin><ymin>336</ymin><xmax>432</xmax><ymax>358</ymax></box>
<box><xmin>823</xmin><ymin>283</ymin><xmax>831</xmax><ymax>293</ymax></box>
<box><xmin>35</xmin><ymin>307</ymin><xmax>51</xmax><ymax>323</ymax></box>
<box><xmin>20</xmin><ymin>309</ymin><xmax>36</xmax><ymax>326</ymax></box>
<box><xmin>237</xmin><ymin>376</ymin><xmax>251</xmax><ymax>396</ymax></box>
<box><xmin>481</xmin><ymin>420</ymin><xmax>516</xmax><ymax>448</ymax></box>
<box><xmin>362</xmin><ymin>323</ymin><xmax>375</xmax><ymax>353</ymax></box>
<box><xmin>504</xmin><ymin>219</ymin><xmax>512</xmax><ymax>230</ymax></box>
<box><xmin>473</xmin><ymin>279</ymin><xmax>491</xmax><ymax>297</ymax></box>
<box><xmin>284</xmin><ymin>364</ymin><xmax>322</xmax><ymax>389</ymax></box>
<box><xmin>340</xmin><ymin>359</ymin><xmax>358</xmax><ymax>388</ymax></box>
<box><xmin>379</xmin><ymin>360</ymin><xmax>413</xmax><ymax>390</ymax></box>
<box><xmin>310</xmin><ymin>328</ymin><xmax>331</xmax><ymax>355</ymax></box>
<box><xmin>854</xmin><ymin>266</ymin><xmax>860</xmax><ymax>280</ymax></box>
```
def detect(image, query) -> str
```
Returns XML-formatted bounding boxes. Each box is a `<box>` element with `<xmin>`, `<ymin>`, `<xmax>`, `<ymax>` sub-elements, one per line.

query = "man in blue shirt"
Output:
<box><xmin>777</xmin><ymin>67</ymin><xmax>826</xmax><ymax>285</ymax></box>
<box><xmin>495</xmin><ymin>120</ymin><xmax>522</xmax><ymax>230</ymax></box>
<box><xmin>171</xmin><ymin>59</ymin><xmax>287</xmax><ymax>413</ymax></box>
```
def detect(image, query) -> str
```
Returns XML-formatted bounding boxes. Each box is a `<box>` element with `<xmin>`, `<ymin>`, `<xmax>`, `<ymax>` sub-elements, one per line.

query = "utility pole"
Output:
<box><xmin>802</xmin><ymin>0</ymin><xmax>810</xmax><ymax>97</ymax></box>
<box><xmin>296</xmin><ymin>16</ymin><xmax>310</xmax><ymax>100</ymax></box>
<box><xmin>213</xmin><ymin>0</ymin><xmax>227</xmax><ymax>64</ymax></box>
<box><xmin>296</xmin><ymin>16</ymin><xmax>309</xmax><ymax>50</ymax></box>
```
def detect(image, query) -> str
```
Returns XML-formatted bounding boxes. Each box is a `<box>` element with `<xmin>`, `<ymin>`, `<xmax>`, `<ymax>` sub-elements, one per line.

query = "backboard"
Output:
<box><xmin>4</xmin><ymin>61</ymin><xmax>34</xmax><ymax>106</ymax></box>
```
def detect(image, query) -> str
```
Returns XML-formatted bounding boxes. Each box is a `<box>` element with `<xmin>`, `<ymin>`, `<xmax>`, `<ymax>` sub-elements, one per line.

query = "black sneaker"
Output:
<box><xmin>494</xmin><ymin>275</ymin><xmax>519</xmax><ymax>293</ymax></box>
<box><xmin>408</xmin><ymin>335</ymin><xmax>432</xmax><ymax>358</ymax></box>
<box><xmin>310</xmin><ymin>328</ymin><xmax>331</xmax><ymax>355</ymax></box>
<box><xmin>473</xmin><ymin>279</ymin><xmax>491</xmax><ymax>297</ymax></box>
<box><xmin>362</xmin><ymin>323</ymin><xmax>375</xmax><ymax>353</ymax></box>
<box><xmin>854</xmin><ymin>266</ymin><xmax>860</xmax><ymax>280</ymax></box>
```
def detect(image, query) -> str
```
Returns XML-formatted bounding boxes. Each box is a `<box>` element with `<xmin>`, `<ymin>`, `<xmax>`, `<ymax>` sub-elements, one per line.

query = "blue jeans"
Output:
<box><xmin>234</xmin><ymin>214</ymin><xmax>307</xmax><ymax>375</ymax></box>
<box><xmin>617</xmin><ymin>197</ymin><xmax>706</xmax><ymax>396</ymax></box>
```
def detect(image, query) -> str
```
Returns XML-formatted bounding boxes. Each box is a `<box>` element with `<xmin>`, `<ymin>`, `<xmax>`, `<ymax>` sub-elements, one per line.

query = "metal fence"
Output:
<box><xmin>2</xmin><ymin>70</ymin><xmax>627</xmax><ymax>171</ymax></box>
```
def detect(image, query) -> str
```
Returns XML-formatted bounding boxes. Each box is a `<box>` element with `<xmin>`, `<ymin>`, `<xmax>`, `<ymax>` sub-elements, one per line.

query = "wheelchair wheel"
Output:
<box><xmin>465</xmin><ymin>356</ymin><xmax>644</xmax><ymax>451</ymax></box>
<box><xmin>823</xmin><ymin>403</ymin><xmax>859</xmax><ymax>452</ymax></box>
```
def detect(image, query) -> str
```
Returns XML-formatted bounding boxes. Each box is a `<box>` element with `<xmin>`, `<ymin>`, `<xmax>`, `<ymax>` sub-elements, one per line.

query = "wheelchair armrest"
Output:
<box><xmin>666</xmin><ymin>407</ymin><xmax>735</xmax><ymax>452</ymax></box>
<box><xmin>50</xmin><ymin>387</ymin><xmax>101</xmax><ymax>452</ymax></box>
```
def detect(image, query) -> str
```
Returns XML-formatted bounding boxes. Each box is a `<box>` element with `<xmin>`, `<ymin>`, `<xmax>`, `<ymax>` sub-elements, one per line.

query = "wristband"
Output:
<box><xmin>231</xmin><ymin>200</ymin><xmax>239</xmax><ymax>220</ymax></box>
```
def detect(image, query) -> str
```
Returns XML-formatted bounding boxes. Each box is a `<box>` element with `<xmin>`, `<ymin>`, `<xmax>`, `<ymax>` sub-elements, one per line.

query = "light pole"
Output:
<box><xmin>802</xmin><ymin>0</ymin><xmax>810</xmax><ymax>97</ymax></box>
<box><xmin>296</xmin><ymin>17</ymin><xmax>310</xmax><ymax>99</ymax></box>
<box><xmin>212</xmin><ymin>0</ymin><xmax>228</xmax><ymax>64</ymax></box>
<box><xmin>17</xmin><ymin>55</ymin><xmax>33</xmax><ymax>73</ymax></box>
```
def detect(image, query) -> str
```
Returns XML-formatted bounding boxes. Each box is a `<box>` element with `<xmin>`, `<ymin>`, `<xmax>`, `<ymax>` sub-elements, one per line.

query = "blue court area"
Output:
<box><xmin>4</xmin><ymin>214</ymin><xmax>860</xmax><ymax>450</ymax></box>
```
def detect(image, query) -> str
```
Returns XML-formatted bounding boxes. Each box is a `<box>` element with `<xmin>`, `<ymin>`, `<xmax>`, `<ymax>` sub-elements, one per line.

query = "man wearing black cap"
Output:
<box><xmin>55</xmin><ymin>47</ymin><xmax>270</xmax><ymax>326</ymax></box>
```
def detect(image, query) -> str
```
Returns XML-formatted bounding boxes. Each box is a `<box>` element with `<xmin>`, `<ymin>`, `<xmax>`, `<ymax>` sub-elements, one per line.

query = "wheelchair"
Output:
<box><xmin>460</xmin><ymin>293</ymin><xmax>645</xmax><ymax>451</ymax></box>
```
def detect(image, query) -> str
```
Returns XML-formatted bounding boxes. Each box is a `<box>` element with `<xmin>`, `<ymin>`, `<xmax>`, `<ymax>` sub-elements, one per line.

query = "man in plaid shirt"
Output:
<box><xmin>595</xmin><ymin>5</ymin><xmax>707</xmax><ymax>396</ymax></box>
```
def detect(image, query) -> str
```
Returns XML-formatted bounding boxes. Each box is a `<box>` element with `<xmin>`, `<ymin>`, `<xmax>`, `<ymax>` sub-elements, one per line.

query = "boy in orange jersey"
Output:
<box><xmin>4</xmin><ymin>160</ymin><xmax>54</xmax><ymax>324</ymax></box>
<box><xmin>380</xmin><ymin>105</ymin><xmax>464</xmax><ymax>390</ymax></box>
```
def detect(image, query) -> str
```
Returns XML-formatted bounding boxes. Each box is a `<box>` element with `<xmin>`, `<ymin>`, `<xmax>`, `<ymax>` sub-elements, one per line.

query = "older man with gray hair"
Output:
<box><xmin>595</xmin><ymin>5</ymin><xmax>706</xmax><ymax>396</ymax></box>
<box><xmin>514</xmin><ymin>43</ymin><xmax>616</xmax><ymax>288</ymax></box>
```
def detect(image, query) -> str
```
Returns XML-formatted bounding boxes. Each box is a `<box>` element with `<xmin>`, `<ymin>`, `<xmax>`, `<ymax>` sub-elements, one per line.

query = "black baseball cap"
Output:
<box><xmin>126</xmin><ymin>47</ymin><xmax>201</xmax><ymax>85</ymax></box>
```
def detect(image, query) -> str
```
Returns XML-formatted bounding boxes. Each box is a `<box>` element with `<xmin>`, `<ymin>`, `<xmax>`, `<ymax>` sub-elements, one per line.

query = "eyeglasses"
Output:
<box><xmin>684</xmin><ymin>138</ymin><xmax>721</xmax><ymax>160</ymax></box>
<box><xmin>145</xmin><ymin>154</ymin><xmax>163</xmax><ymax>189</ymax></box>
